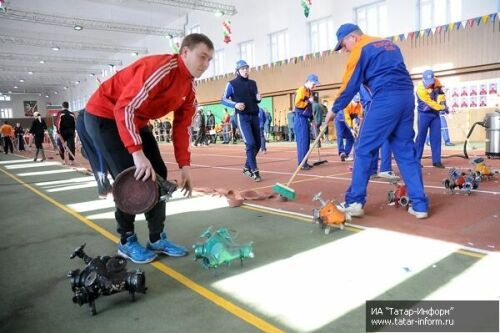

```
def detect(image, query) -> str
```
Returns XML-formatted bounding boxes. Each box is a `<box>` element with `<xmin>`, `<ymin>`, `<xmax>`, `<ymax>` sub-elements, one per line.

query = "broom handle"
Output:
<box><xmin>286</xmin><ymin>125</ymin><xmax>328</xmax><ymax>187</ymax></box>
<box><xmin>58</xmin><ymin>133</ymin><xmax>77</xmax><ymax>160</ymax></box>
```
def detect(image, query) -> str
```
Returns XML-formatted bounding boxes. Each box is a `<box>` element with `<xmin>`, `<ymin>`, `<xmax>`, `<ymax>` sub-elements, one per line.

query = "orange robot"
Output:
<box><xmin>471</xmin><ymin>157</ymin><xmax>498</xmax><ymax>181</ymax></box>
<box><xmin>312</xmin><ymin>192</ymin><xmax>351</xmax><ymax>235</ymax></box>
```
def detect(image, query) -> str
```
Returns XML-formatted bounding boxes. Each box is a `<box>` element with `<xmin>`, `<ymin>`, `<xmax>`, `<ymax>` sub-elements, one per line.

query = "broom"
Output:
<box><xmin>312</xmin><ymin>124</ymin><xmax>328</xmax><ymax>166</ymax></box>
<box><xmin>313</xmin><ymin>144</ymin><xmax>328</xmax><ymax>166</ymax></box>
<box><xmin>272</xmin><ymin>126</ymin><xmax>328</xmax><ymax>200</ymax></box>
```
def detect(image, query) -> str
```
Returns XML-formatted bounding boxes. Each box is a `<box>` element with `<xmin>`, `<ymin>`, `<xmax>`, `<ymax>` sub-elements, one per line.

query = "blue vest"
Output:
<box><xmin>229</xmin><ymin>76</ymin><xmax>260</xmax><ymax>115</ymax></box>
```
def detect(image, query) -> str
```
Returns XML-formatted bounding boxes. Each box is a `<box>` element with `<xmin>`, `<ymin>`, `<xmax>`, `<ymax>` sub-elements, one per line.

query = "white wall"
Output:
<box><xmin>66</xmin><ymin>0</ymin><xmax>498</xmax><ymax>102</ymax></box>
<box><xmin>462</xmin><ymin>0</ymin><xmax>498</xmax><ymax>19</ymax></box>
<box><xmin>0</xmin><ymin>94</ymin><xmax>48</xmax><ymax>118</ymax></box>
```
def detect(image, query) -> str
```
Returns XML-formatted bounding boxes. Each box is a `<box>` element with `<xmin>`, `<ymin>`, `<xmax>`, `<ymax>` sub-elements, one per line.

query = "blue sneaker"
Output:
<box><xmin>147</xmin><ymin>232</ymin><xmax>188</xmax><ymax>257</ymax></box>
<box><xmin>118</xmin><ymin>233</ymin><xmax>157</xmax><ymax>264</ymax></box>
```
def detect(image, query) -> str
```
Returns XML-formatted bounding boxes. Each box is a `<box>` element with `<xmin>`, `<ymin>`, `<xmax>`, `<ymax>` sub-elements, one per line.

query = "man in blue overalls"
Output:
<box><xmin>294</xmin><ymin>74</ymin><xmax>320</xmax><ymax>170</ymax></box>
<box><xmin>426</xmin><ymin>109</ymin><xmax>454</xmax><ymax>146</ymax></box>
<box><xmin>359</xmin><ymin>85</ymin><xmax>400</xmax><ymax>181</ymax></box>
<box><xmin>335</xmin><ymin>94</ymin><xmax>360</xmax><ymax>162</ymax></box>
<box><xmin>221</xmin><ymin>60</ymin><xmax>262</xmax><ymax>181</ymax></box>
<box><xmin>415</xmin><ymin>70</ymin><xmax>448</xmax><ymax>168</ymax></box>
<box><xmin>324</xmin><ymin>23</ymin><xmax>429</xmax><ymax>219</ymax></box>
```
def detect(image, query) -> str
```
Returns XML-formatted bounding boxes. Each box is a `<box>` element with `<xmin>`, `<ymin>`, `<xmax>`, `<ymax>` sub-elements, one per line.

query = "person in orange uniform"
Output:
<box><xmin>294</xmin><ymin>74</ymin><xmax>320</xmax><ymax>170</ymax></box>
<box><xmin>0</xmin><ymin>121</ymin><xmax>14</xmax><ymax>154</ymax></box>
<box><xmin>335</xmin><ymin>94</ymin><xmax>362</xmax><ymax>161</ymax></box>
<box><xmin>84</xmin><ymin>33</ymin><xmax>214</xmax><ymax>264</ymax></box>
<box><xmin>414</xmin><ymin>70</ymin><xmax>448</xmax><ymax>168</ymax></box>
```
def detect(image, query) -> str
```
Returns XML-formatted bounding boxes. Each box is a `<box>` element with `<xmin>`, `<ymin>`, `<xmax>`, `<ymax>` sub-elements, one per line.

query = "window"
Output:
<box><xmin>355</xmin><ymin>1</ymin><xmax>388</xmax><ymax>37</ymax></box>
<box><xmin>213</xmin><ymin>49</ymin><xmax>225</xmax><ymax>76</ymax></box>
<box><xmin>0</xmin><ymin>95</ymin><xmax>11</xmax><ymax>101</ymax></box>
<box><xmin>0</xmin><ymin>108</ymin><xmax>13</xmax><ymax>118</ymax></box>
<box><xmin>270</xmin><ymin>30</ymin><xmax>289</xmax><ymax>62</ymax></box>
<box><xmin>189</xmin><ymin>25</ymin><xmax>201</xmax><ymax>34</ymax></box>
<box><xmin>239</xmin><ymin>40</ymin><xmax>255</xmax><ymax>66</ymax></box>
<box><xmin>418</xmin><ymin>0</ymin><xmax>462</xmax><ymax>29</ymax></box>
<box><xmin>309</xmin><ymin>17</ymin><xmax>335</xmax><ymax>53</ymax></box>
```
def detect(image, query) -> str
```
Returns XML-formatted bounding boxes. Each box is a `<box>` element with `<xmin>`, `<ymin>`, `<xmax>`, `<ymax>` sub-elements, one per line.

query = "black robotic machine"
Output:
<box><xmin>67</xmin><ymin>244</ymin><xmax>147</xmax><ymax>315</ymax></box>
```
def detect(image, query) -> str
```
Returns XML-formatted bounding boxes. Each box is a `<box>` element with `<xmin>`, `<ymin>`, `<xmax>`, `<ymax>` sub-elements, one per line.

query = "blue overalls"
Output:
<box><xmin>293</xmin><ymin>86</ymin><xmax>313</xmax><ymax>166</ymax></box>
<box><xmin>221</xmin><ymin>75</ymin><xmax>261</xmax><ymax>171</ymax></box>
<box><xmin>335</xmin><ymin>107</ymin><xmax>355</xmax><ymax>158</ymax></box>
<box><xmin>425</xmin><ymin>111</ymin><xmax>452</xmax><ymax>145</ymax></box>
<box><xmin>258</xmin><ymin>107</ymin><xmax>267</xmax><ymax>152</ymax></box>
<box><xmin>360</xmin><ymin>86</ymin><xmax>393</xmax><ymax>175</ymax></box>
<box><xmin>415</xmin><ymin>81</ymin><xmax>446</xmax><ymax>165</ymax></box>
<box><xmin>331</xmin><ymin>35</ymin><xmax>428</xmax><ymax>213</ymax></box>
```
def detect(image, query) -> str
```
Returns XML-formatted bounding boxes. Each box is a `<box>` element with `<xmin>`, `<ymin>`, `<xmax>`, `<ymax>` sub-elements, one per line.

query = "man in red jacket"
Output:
<box><xmin>85</xmin><ymin>33</ymin><xmax>214</xmax><ymax>264</ymax></box>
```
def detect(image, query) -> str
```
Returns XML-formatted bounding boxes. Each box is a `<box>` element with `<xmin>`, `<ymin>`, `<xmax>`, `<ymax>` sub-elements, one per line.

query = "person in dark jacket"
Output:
<box><xmin>193</xmin><ymin>108</ymin><xmax>206</xmax><ymax>146</ymax></box>
<box><xmin>56</xmin><ymin>101</ymin><xmax>76</xmax><ymax>165</ymax></box>
<box><xmin>30</xmin><ymin>111</ymin><xmax>47</xmax><ymax>161</ymax></box>
<box><xmin>14</xmin><ymin>123</ymin><xmax>25</xmax><ymax>151</ymax></box>
<box><xmin>221</xmin><ymin>59</ymin><xmax>262</xmax><ymax>181</ymax></box>
<box><xmin>206</xmin><ymin>110</ymin><xmax>216</xmax><ymax>143</ymax></box>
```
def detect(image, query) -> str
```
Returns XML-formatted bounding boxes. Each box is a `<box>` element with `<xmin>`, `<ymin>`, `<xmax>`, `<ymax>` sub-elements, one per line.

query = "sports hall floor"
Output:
<box><xmin>0</xmin><ymin>141</ymin><xmax>499</xmax><ymax>333</ymax></box>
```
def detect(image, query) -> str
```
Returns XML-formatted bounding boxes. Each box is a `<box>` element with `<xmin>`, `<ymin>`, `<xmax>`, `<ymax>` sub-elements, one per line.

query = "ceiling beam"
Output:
<box><xmin>0</xmin><ymin>7</ymin><xmax>184</xmax><ymax>36</ymax></box>
<box><xmin>0</xmin><ymin>52</ymin><xmax>122</xmax><ymax>66</ymax></box>
<box><xmin>0</xmin><ymin>65</ymin><xmax>101</xmax><ymax>75</ymax></box>
<box><xmin>135</xmin><ymin>0</ymin><xmax>237</xmax><ymax>15</ymax></box>
<box><xmin>0</xmin><ymin>34</ymin><xmax>148</xmax><ymax>54</ymax></box>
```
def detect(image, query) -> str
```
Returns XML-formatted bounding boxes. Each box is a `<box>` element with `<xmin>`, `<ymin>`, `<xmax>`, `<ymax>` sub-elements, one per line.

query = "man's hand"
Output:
<box><xmin>179</xmin><ymin>166</ymin><xmax>192</xmax><ymax>197</ymax></box>
<box><xmin>132</xmin><ymin>150</ymin><xmax>156</xmax><ymax>182</ymax></box>
<box><xmin>308</xmin><ymin>96</ymin><xmax>314</xmax><ymax>103</ymax></box>
<box><xmin>235</xmin><ymin>102</ymin><xmax>246</xmax><ymax>111</ymax></box>
<box><xmin>256</xmin><ymin>93</ymin><xmax>261</xmax><ymax>101</ymax></box>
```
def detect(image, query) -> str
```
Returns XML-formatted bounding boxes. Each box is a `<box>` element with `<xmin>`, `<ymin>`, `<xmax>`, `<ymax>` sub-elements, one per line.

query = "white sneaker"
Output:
<box><xmin>378</xmin><ymin>171</ymin><xmax>400</xmax><ymax>181</ymax></box>
<box><xmin>345</xmin><ymin>156</ymin><xmax>354</xmax><ymax>161</ymax></box>
<box><xmin>339</xmin><ymin>202</ymin><xmax>364</xmax><ymax>217</ymax></box>
<box><xmin>408</xmin><ymin>206</ymin><xmax>428</xmax><ymax>219</ymax></box>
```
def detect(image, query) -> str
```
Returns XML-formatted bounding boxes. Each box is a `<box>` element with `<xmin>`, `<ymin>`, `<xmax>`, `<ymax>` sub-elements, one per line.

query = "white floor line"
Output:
<box><xmin>212</xmin><ymin>228</ymin><xmax>464</xmax><ymax>332</ymax></box>
<box><xmin>0</xmin><ymin>159</ymin><xmax>37</xmax><ymax>165</ymax></box>
<box><xmin>5</xmin><ymin>161</ymin><xmax>61</xmax><ymax>169</ymax></box>
<box><xmin>17</xmin><ymin>169</ymin><xmax>77</xmax><ymax>176</ymax></box>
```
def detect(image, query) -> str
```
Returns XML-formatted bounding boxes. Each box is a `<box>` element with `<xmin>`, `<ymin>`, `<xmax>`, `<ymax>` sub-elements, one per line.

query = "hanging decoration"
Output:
<box><xmin>223</xmin><ymin>20</ymin><xmax>231</xmax><ymax>44</ymax></box>
<box><xmin>300</xmin><ymin>0</ymin><xmax>312</xmax><ymax>18</ymax></box>
<box><xmin>168</xmin><ymin>36</ymin><xmax>180</xmax><ymax>53</ymax></box>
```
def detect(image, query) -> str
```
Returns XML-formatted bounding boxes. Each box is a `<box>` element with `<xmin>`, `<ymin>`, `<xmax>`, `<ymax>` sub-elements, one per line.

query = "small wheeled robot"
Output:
<box><xmin>67</xmin><ymin>244</ymin><xmax>147</xmax><ymax>315</ymax></box>
<box><xmin>387</xmin><ymin>182</ymin><xmax>409</xmax><ymax>207</ymax></box>
<box><xmin>443</xmin><ymin>168</ymin><xmax>479</xmax><ymax>195</ymax></box>
<box><xmin>193</xmin><ymin>227</ymin><xmax>254</xmax><ymax>269</ymax></box>
<box><xmin>312</xmin><ymin>192</ymin><xmax>350</xmax><ymax>235</ymax></box>
<box><xmin>471</xmin><ymin>157</ymin><xmax>498</xmax><ymax>181</ymax></box>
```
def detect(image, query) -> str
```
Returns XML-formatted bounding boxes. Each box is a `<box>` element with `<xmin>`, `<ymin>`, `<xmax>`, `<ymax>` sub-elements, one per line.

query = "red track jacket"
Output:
<box><xmin>86</xmin><ymin>54</ymin><xmax>196</xmax><ymax>168</ymax></box>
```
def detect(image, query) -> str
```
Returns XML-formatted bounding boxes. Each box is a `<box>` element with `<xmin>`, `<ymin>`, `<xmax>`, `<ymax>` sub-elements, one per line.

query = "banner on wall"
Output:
<box><xmin>23</xmin><ymin>101</ymin><xmax>38</xmax><ymax>117</ymax></box>
<box><xmin>445</xmin><ymin>79</ymin><xmax>499</xmax><ymax>109</ymax></box>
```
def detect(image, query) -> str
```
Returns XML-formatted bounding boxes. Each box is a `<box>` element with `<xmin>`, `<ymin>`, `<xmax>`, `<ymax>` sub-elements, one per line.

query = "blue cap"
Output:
<box><xmin>307</xmin><ymin>74</ymin><xmax>320</xmax><ymax>85</ymax></box>
<box><xmin>334</xmin><ymin>23</ymin><xmax>360</xmax><ymax>51</ymax></box>
<box><xmin>235</xmin><ymin>60</ymin><xmax>249</xmax><ymax>70</ymax></box>
<box><xmin>422</xmin><ymin>70</ymin><xmax>435</xmax><ymax>87</ymax></box>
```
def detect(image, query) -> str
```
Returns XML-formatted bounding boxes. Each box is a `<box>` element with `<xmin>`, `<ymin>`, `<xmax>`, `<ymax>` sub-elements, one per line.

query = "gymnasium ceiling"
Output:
<box><xmin>0</xmin><ymin>0</ymin><xmax>236</xmax><ymax>96</ymax></box>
